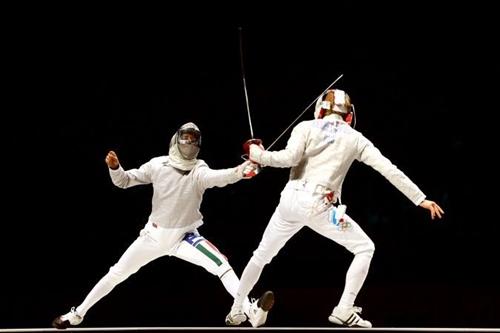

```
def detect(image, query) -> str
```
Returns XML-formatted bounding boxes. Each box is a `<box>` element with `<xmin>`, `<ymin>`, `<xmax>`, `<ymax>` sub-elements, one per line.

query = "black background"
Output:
<box><xmin>3</xmin><ymin>4</ymin><xmax>499</xmax><ymax>329</ymax></box>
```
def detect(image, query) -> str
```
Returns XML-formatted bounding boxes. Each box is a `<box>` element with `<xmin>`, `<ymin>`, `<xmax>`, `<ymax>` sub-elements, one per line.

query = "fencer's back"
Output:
<box><xmin>289</xmin><ymin>116</ymin><xmax>363</xmax><ymax>195</ymax></box>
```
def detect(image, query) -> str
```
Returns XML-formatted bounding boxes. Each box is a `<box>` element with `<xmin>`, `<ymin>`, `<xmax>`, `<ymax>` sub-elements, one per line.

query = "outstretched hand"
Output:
<box><xmin>419</xmin><ymin>199</ymin><xmax>444</xmax><ymax>220</ymax></box>
<box><xmin>105</xmin><ymin>150</ymin><xmax>120</xmax><ymax>170</ymax></box>
<box><xmin>238</xmin><ymin>160</ymin><xmax>261</xmax><ymax>179</ymax></box>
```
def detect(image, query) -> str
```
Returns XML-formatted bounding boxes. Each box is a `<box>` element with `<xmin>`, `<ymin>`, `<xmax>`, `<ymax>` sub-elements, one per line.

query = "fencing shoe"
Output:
<box><xmin>225</xmin><ymin>306</ymin><xmax>247</xmax><ymax>326</ymax></box>
<box><xmin>52</xmin><ymin>307</ymin><xmax>83</xmax><ymax>329</ymax></box>
<box><xmin>328</xmin><ymin>306</ymin><xmax>372</xmax><ymax>328</ymax></box>
<box><xmin>248</xmin><ymin>290</ymin><xmax>275</xmax><ymax>328</ymax></box>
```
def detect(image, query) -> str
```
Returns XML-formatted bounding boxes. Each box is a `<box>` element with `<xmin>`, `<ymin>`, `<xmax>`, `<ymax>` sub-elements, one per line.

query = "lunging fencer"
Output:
<box><xmin>225</xmin><ymin>89</ymin><xmax>444</xmax><ymax>328</ymax></box>
<box><xmin>52</xmin><ymin>122</ymin><xmax>271</xmax><ymax>329</ymax></box>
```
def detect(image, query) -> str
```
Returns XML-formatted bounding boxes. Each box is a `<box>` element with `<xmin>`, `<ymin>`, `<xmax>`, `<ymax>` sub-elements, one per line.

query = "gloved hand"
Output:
<box><xmin>237</xmin><ymin>160</ymin><xmax>261</xmax><ymax>179</ymax></box>
<box><xmin>243</xmin><ymin>138</ymin><xmax>265</xmax><ymax>168</ymax></box>
<box><xmin>243</xmin><ymin>138</ymin><xmax>264</xmax><ymax>157</ymax></box>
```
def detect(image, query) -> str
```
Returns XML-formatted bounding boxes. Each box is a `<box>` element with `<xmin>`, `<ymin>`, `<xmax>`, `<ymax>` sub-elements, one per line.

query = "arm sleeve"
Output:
<box><xmin>357</xmin><ymin>137</ymin><xmax>426</xmax><ymax>205</ymax></box>
<box><xmin>195</xmin><ymin>162</ymin><xmax>242</xmax><ymax>190</ymax></box>
<box><xmin>108</xmin><ymin>160</ymin><xmax>153</xmax><ymax>189</ymax></box>
<box><xmin>250</xmin><ymin>122</ymin><xmax>307</xmax><ymax>168</ymax></box>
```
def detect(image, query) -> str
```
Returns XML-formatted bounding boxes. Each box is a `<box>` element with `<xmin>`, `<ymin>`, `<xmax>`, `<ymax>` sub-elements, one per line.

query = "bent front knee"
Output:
<box><xmin>215</xmin><ymin>261</ymin><xmax>233</xmax><ymax>278</ymax></box>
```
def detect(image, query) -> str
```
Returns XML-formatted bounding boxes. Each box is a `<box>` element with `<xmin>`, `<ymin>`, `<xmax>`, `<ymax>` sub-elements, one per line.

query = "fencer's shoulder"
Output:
<box><xmin>294</xmin><ymin>120</ymin><xmax>313</xmax><ymax>131</ymax></box>
<box><xmin>192</xmin><ymin>159</ymin><xmax>208</xmax><ymax>168</ymax></box>
<box><xmin>150</xmin><ymin>156</ymin><xmax>168</xmax><ymax>164</ymax></box>
<box><xmin>300</xmin><ymin>119</ymin><xmax>315</xmax><ymax>126</ymax></box>
<box><xmin>190</xmin><ymin>160</ymin><xmax>209</xmax><ymax>177</ymax></box>
<box><xmin>347</xmin><ymin>125</ymin><xmax>362</xmax><ymax>134</ymax></box>
<box><xmin>355</xmin><ymin>131</ymin><xmax>375</xmax><ymax>148</ymax></box>
<box><xmin>352</xmin><ymin>128</ymin><xmax>368</xmax><ymax>138</ymax></box>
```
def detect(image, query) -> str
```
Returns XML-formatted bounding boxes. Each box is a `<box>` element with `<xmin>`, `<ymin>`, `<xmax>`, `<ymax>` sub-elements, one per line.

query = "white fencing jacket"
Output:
<box><xmin>109</xmin><ymin>157</ymin><xmax>242</xmax><ymax>230</ymax></box>
<box><xmin>250</xmin><ymin>114</ymin><xmax>426</xmax><ymax>205</ymax></box>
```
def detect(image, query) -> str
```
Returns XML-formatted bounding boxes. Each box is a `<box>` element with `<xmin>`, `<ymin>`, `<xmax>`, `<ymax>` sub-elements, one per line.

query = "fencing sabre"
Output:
<box><xmin>239</xmin><ymin>27</ymin><xmax>256</xmax><ymax>140</ymax></box>
<box><xmin>238</xmin><ymin>27</ymin><xmax>262</xmax><ymax>176</ymax></box>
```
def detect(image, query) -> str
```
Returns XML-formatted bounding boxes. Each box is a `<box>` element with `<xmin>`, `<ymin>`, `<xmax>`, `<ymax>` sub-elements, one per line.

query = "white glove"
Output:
<box><xmin>249</xmin><ymin>143</ymin><xmax>265</xmax><ymax>163</ymax></box>
<box><xmin>237</xmin><ymin>160</ymin><xmax>260</xmax><ymax>179</ymax></box>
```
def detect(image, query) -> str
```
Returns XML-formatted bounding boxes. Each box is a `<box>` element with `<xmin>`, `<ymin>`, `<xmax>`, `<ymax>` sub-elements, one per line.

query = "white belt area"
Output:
<box><xmin>287</xmin><ymin>180</ymin><xmax>337</xmax><ymax>205</ymax></box>
<box><xmin>287</xmin><ymin>180</ymin><xmax>332</xmax><ymax>194</ymax></box>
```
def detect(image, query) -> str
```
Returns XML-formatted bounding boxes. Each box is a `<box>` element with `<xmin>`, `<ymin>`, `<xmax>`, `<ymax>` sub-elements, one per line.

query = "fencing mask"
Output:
<box><xmin>168</xmin><ymin>122</ymin><xmax>201</xmax><ymax>171</ymax></box>
<box><xmin>314</xmin><ymin>89</ymin><xmax>355</xmax><ymax>126</ymax></box>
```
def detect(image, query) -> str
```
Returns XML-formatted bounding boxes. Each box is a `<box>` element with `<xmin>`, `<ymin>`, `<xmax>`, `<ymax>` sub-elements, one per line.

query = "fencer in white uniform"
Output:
<box><xmin>226</xmin><ymin>90</ymin><xmax>444</xmax><ymax>328</ymax></box>
<box><xmin>52</xmin><ymin>122</ymin><xmax>268</xmax><ymax>329</ymax></box>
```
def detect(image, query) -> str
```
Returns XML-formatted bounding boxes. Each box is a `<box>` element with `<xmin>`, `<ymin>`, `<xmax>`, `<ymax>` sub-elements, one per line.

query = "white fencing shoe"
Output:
<box><xmin>225</xmin><ymin>307</ymin><xmax>247</xmax><ymax>326</ymax></box>
<box><xmin>248</xmin><ymin>290</ymin><xmax>275</xmax><ymax>328</ymax></box>
<box><xmin>52</xmin><ymin>306</ymin><xmax>83</xmax><ymax>329</ymax></box>
<box><xmin>328</xmin><ymin>305</ymin><xmax>372</xmax><ymax>328</ymax></box>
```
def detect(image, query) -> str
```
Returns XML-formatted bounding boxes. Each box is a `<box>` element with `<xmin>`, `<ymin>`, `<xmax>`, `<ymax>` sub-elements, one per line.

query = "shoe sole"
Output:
<box><xmin>328</xmin><ymin>315</ymin><xmax>372</xmax><ymax>328</ymax></box>
<box><xmin>328</xmin><ymin>315</ymin><xmax>345</xmax><ymax>326</ymax></box>
<box><xmin>257</xmin><ymin>291</ymin><xmax>275</xmax><ymax>311</ymax></box>
<box><xmin>225</xmin><ymin>313</ymin><xmax>247</xmax><ymax>326</ymax></box>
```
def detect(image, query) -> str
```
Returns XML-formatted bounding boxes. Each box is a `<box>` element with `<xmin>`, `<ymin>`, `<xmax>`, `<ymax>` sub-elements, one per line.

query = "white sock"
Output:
<box><xmin>232</xmin><ymin>259</ymin><xmax>263</xmax><ymax>311</ymax></box>
<box><xmin>338</xmin><ymin>253</ymin><xmax>372</xmax><ymax>309</ymax></box>
<box><xmin>220</xmin><ymin>269</ymin><xmax>251</xmax><ymax>314</ymax></box>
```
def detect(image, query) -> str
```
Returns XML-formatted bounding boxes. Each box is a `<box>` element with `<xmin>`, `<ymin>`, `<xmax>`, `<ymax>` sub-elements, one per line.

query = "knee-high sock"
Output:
<box><xmin>76</xmin><ymin>271</ymin><xmax>128</xmax><ymax>317</ymax></box>
<box><xmin>220</xmin><ymin>269</ymin><xmax>251</xmax><ymax>315</ymax></box>
<box><xmin>339</xmin><ymin>252</ymin><xmax>372</xmax><ymax>308</ymax></box>
<box><xmin>232</xmin><ymin>258</ymin><xmax>263</xmax><ymax>311</ymax></box>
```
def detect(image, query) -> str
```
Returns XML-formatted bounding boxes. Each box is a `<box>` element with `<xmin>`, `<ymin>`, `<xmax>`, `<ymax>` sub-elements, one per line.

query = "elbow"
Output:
<box><xmin>268</xmin><ymin>151</ymin><xmax>302</xmax><ymax>168</ymax></box>
<box><xmin>112</xmin><ymin>179</ymin><xmax>129</xmax><ymax>189</ymax></box>
<box><xmin>291</xmin><ymin>156</ymin><xmax>302</xmax><ymax>167</ymax></box>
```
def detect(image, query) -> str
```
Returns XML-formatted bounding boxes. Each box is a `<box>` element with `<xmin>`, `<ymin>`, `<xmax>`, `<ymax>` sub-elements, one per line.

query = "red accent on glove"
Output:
<box><xmin>243</xmin><ymin>138</ymin><xmax>263</xmax><ymax>156</ymax></box>
<box><xmin>243</xmin><ymin>164</ymin><xmax>261</xmax><ymax>178</ymax></box>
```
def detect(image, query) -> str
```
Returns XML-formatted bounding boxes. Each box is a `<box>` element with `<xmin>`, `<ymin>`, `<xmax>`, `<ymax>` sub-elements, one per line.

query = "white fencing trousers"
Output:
<box><xmin>76</xmin><ymin>222</ymin><xmax>236</xmax><ymax>317</ymax></box>
<box><xmin>252</xmin><ymin>182</ymin><xmax>375</xmax><ymax>267</ymax></box>
<box><xmin>245</xmin><ymin>182</ymin><xmax>375</xmax><ymax>309</ymax></box>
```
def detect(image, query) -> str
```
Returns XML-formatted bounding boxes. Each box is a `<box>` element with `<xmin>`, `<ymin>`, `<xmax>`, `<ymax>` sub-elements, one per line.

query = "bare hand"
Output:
<box><xmin>105</xmin><ymin>150</ymin><xmax>120</xmax><ymax>170</ymax></box>
<box><xmin>419</xmin><ymin>199</ymin><xmax>444</xmax><ymax>220</ymax></box>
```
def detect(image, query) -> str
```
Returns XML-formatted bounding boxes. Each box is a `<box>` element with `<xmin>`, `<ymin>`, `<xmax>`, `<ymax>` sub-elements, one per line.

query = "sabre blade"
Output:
<box><xmin>239</xmin><ymin>27</ymin><xmax>254</xmax><ymax>139</ymax></box>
